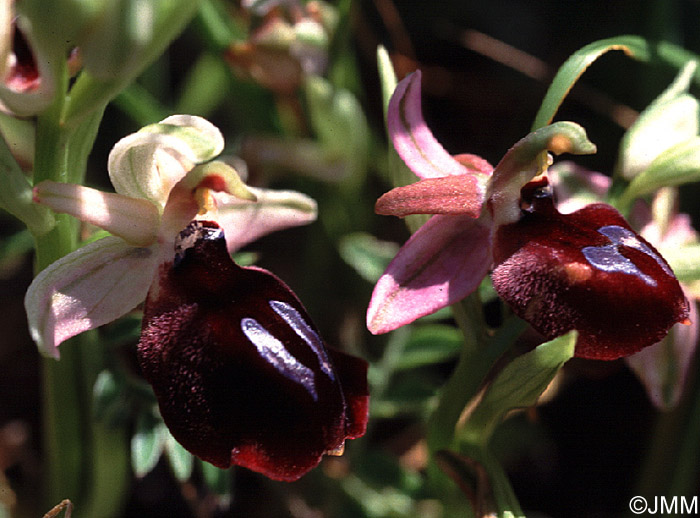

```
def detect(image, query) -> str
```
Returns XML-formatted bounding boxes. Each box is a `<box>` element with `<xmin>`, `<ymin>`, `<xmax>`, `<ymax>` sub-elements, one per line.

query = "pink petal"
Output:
<box><xmin>388</xmin><ymin>71</ymin><xmax>483</xmax><ymax>179</ymax></box>
<box><xmin>375</xmin><ymin>175</ymin><xmax>485</xmax><ymax>218</ymax></box>
<box><xmin>367</xmin><ymin>214</ymin><xmax>492</xmax><ymax>334</ymax></box>
<box><xmin>211</xmin><ymin>187</ymin><xmax>317</xmax><ymax>252</ymax></box>
<box><xmin>24</xmin><ymin>237</ymin><xmax>159</xmax><ymax>358</ymax></box>
<box><xmin>33</xmin><ymin>181</ymin><xmax>161</xmax><ymax>247</ymax></box>
<box><xmin>625</xmin><ymin>293</ymin><xmax>698</xmax><ymax>409</ymax></box>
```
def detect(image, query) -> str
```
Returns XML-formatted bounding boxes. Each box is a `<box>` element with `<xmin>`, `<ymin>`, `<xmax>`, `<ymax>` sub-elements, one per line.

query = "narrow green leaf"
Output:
<box><xmin>175</xmin><ymin>53</ymin><xmax>231</xmax><ymax>116</ymax></box>
<box><xmin>194</xmin><ymin>0</ymin><xmax>247</xmax><ymax>51</ymax></box>
<box><xmin>457</xmin><ymin>331</ymin><xmax>576</xmax><ymax>446</ymax></box>
<box><xmin>532</xmin><ymin>35</ymin><xmax>651</xmax><ymax>130</ymax></box>
<box><xmin>164</xmin><ymin>431</ymin><xmax>195</xmax><ymax>482</ymax></box>
<box><xmin>304</xmin><ymin>76</ymin><xmax>370</xmax><ymax>182</ymax></box>
<box><xmin>92</xmin><ymin>369</ymin><xmax>130</xmax><ymax>425</ymax></box>
<box><xmin>201</xmin><ymin>461</ymin><xmax>232</xmax><ymax>496</ymax></box>
<box><xmin>396</xmin><ymin>325</ymin><xmax>463</xmax><ymax>370</ymax></box>
<box><xmin>376</xmin><ymin>46</ymin><xmax>429</xmax><ymax>231</ymax></box>
<box><xmin>376</xmin><ymin>46</ymin><xmax>397</xmax><ymax>114</ymax></box>
<box><xmin>370</xmin><ymin>375</ymin><xmax>438</xmax><ymax>419</ymax></box>
<box><xmin>338</xmin><ymin>232</ymin><xmax>399</xmax><ymax>283</ymax></box>
<box><xmin>131</xmin><ymin>412</ymin><xmax>167</xmax><ymax>477</ymax></box>
<box><xmin>114</xmin><ymin>83</ymin><xmax>170</xmax><ymax>126</ymax></box>
<box><xmin>620</xmin><ymin>137</ymin><xmax>700</xmax><ymax>203</ymax></box>
<box><xmin>617</xmin><ymin>61</ymin><xmax>699</xmax><ymax>180</ymax></box>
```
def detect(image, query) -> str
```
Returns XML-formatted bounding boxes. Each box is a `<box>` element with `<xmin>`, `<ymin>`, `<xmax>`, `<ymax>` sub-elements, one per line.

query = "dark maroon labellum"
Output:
<box><xmin>492</xmin><ymin>179</ymin><xmax>690</xmax><ymax>360</ymax></box>
<box><xmin>137</xmin><ymin>221</ymin><xmax>369</xmax><ymax>481</ymax></box>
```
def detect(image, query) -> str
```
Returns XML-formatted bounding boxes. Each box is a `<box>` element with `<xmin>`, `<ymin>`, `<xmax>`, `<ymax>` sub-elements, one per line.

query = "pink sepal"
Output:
<box><xmin>367</xmin><ymin>214</ymin><xmax>492</xmax><ymax>334</ymax></box>
<box><xmin>376</xmin><ymin>175</ymin><xmax>486</xmax><ymax>218</ymax></box>
<box><xmin>212</xmin><ymin>187</ymin><xmax>317</xmax><ymax>252</ymax></box>
<box><xmin>388</xmin><ymin>71</ymin><xmax>476</xmax><ymax>180</ymax></box>
<box><xmin>625</xmin><ymin>293</ymin><xmax>698</xmax><ymax>410</ymax></box>
<box><xmin>24</xmin><ymin>237</ymin><xmax>159</xmax><ymax>358</ymax></box>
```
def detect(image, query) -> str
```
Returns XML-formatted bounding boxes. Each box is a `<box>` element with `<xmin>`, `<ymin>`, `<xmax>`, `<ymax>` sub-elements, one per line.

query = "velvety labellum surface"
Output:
<box><xmin>492</xmin><ymin>183</ymin><xmax>689</xmax><ymax>360</ymax></box>
<box><xmin>137</xmin><ymin>221</ymin><xmax>369</xmax><ymax>481</ymax></box>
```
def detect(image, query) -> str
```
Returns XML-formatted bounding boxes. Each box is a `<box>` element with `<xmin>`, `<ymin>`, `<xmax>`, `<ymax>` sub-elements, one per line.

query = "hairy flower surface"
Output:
<box><xmin>25</xmin><ymin>115</ymin><xmax>368</xmax><ymax>480</ymax></box>
<box><xmin>138</xmin><ymin>221</ymin><xmax>368</xmax><ymax>481</ymax></box>
<box><xmin>552</xmin><ymin>163</ymin><xmax>699</xmax><ymax>404</ymax></box>
<box><xmin>368</xmin><ymin>71</ymin><xmax>689</xmax><ymax>360</ymax></box>
<box><xmin>492</xmin><ymin>178</ymin><xmax>688</xmax><ymax>359</ymax></box>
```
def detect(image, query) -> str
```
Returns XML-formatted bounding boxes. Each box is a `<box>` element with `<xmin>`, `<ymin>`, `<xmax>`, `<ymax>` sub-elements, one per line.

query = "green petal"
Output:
<box><xmin>531</xmin><ymin>35</ymin><xmax>651</xmax><ymax>130</ymax></box>
<box><xmin>107</xmin><ymin>116</ymin><xmax>224</xmax><ymax>207</ymax></box>
<box><xmin>488</xmin><ymin>122</ymin><xmax>596</xmax><ymax>226</ymax></box>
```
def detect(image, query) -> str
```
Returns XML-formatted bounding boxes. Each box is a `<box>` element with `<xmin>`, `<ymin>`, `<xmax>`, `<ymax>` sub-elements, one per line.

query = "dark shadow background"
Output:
<box><xmin>2</xmin><ymin>1</ymin><xmax>700</xmax><ymax>517</ymax></box>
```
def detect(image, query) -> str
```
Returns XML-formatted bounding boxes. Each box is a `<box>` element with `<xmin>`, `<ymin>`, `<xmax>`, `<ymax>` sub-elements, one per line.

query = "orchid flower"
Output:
<box><xmin>367</xmin><ymin>71</ymin><xmax>689</xmax><ymax>361</ymax></box>
<box><xmin>25</xmin><ymin>115</ymin><xmax>368</xmax><ymax>480</ymax></box>
<box><xmin>552</xmin><ymin>163</ymin><xmax>699</xmax><ymax>408</ymax></box>
<box><xmin>226</xmin><ymin>0</ymin><xmax>332</xmax><ymax>95</ymax></box>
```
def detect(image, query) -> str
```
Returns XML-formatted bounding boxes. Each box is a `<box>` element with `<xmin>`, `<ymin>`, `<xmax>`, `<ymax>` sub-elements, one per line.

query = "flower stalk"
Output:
<box><xmin>29</xmin><ymin>56</ymin><xmax>130</xmax><ymax>516</ymax></box>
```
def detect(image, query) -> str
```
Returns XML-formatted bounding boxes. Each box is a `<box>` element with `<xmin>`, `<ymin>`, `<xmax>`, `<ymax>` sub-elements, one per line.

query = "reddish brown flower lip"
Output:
<box><xmin>137</xmin><ymin>220</ymin><xmax>369</xmax><ymax>481</ymax></box>
<box><xmin>492</xmin><ymin>179</ymin><xmax>689</xmax><ymax>360</ymax></box>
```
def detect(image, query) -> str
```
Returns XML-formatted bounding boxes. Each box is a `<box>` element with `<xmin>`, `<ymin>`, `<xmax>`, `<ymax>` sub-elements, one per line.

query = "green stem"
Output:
<box><xmin>33</xmin><ymin>57</ymin><xmax>86</xmax><ymax>509</ymax></box>
<box><xmin>32</xmin><ymin>60</ymin><xmax>129</xmax><ymax>517</ymax></box>
<box><xmin>427</xmin><ymin>315</ymin><xmax>527</xmax><ymax>455</ymax></box>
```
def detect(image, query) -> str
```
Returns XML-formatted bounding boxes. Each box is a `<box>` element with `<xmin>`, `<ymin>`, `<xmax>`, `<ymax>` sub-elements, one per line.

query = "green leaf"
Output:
<box><xmin>131</xmin><ymin>411</ymin><xmax>167</xmax><ymax>477</ymax></box>
<box><xmin>664</xmin><ymin>243</ymin><xmax>700</xmax><ymax>283</ymax></box>
<box><xmin>532</xmin><ymin>35</ymin><xmax>652</xmax><ymax>130</ymax></box>
<box><xmin>376</xmin><ymin>46</ymin><xmax>428</xmax><ymax>232</ymax></box>
<box><xmin>114</xmin><ymin>83</ymin><xmax>170</xmax><ymax>126</ymax></box>
<box><xmin>395</xmin><ymin>325</ymin><xmax>463</xmax><ymax>370</ymax></box>
<box><xmin>370</xmin><ymin>374</ymin><xmax>438</xmax><ymax>419</ymax></box>
<box><xmin>164</xmin><ymin>431</ymin><xmax>195</xmax><ymax>482</ymax></box>
<box><xmin>376</xmin><ymin>46</ymin><xmax>397</xmax><ymax>114</ymax></box>
<box><xmin>338</xmin><ymin>232</ymin><xmax>399</xmax><ymax>283</ymax></box>
<box><xmin>457</xmin><ymin>331</ymin><xmax>576</xmax><ymax>446</ymax></box>
<box><xmin>304</xmin><ymin>76</ymin><xmax>370</xmax><ymax>183</ymax></box>
<box><xmin>619</xmin><ymin>137</ymin><xmax>700</xmax><ymax>203</ymax></box>
<box><xmin>201</xmin><ymin>461</ymin><xmax>232</xmax><ymax>496</ymax></box>
<box><xmin>93</xmin><ymin>370</ymin><xmax>126</xmax><ymax>425</ymax></box>
<box><xmin>617</xmin><ymin>61</ymin><xmax>699</xmax><ymax>180</ymax></box>
<box><xmin>532</xmin><ymin>35</ymin><xmax>700</xmax><ymax>132</ymax></box>
<box><xmin>175</xmin><ymin>52</ymin><xmax>231</xmax><ymax>117</ymax></box>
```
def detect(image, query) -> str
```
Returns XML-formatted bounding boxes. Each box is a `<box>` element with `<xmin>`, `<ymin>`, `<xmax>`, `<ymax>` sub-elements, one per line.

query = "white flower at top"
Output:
<box><xmin>25</xmin><ymin>115</ymin><xmax>317</xmax><ymax>358</ymax></box>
